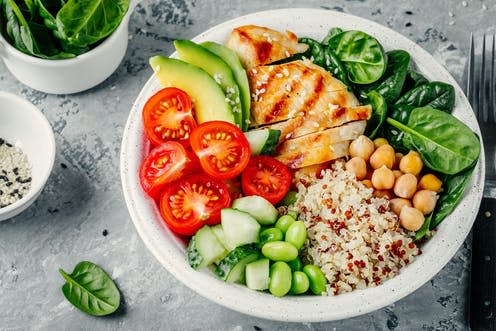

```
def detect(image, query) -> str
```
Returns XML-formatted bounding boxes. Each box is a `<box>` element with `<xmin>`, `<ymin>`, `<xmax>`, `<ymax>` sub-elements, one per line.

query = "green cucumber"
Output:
<box><xmin>221</xmin><ymin>208</ymin><xmax>261</xmax><ymax>248</ymax></box>
<box><xmin>244</xmin><ymin>129</ymin><xmax>281</xmax><ymax>156</ymax></box>
<box><xmin>186</xmin><ymin>236</ymin><xmax>203</xmax><ymax>270</ymax></box>
<box><xmin>245</xmin><ymin>258</ymin><xmax>270</xmax><ymax>290</ymax></box>
<box><xmin>231</xmin><ymin>196</ymin><xmax>279</xmax><ymax>225</ymax></box>
<box><xmin>201</xmin><ymin>41</ymin><xmax>251</xmax><ymax>131</ymax></box>
<box><xmin>215</xmin><ymin>245</ymin><xmax>259</xmax><ymax>283</ymax></box>
<box><xmin>188</xmin><ymin>226</ymin><xmax>227</xmax><ymax>269</ymax></box>
<box><xmin>211</xmin><ymin>224</ymin><xmax>236</xmax><ymax>251</ymax></box>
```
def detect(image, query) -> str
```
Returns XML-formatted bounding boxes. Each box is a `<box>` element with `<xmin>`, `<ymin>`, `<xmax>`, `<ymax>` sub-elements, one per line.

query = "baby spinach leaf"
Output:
<box><xmin>298</xmin><ymin>37</ymin><xmax>325</xmax><ymax>67</ymax></box>
<box><xmin>415</xmin><ymin>212</ymin><xmax>433</xmax><ymax>241</ymax></box>
<box><xmin>327</xmin><ymin>30</ymin><xmax>387</xmax><ymax>84</ymax></box>
<box><xmin>321</xmin><ymin>27</ymin><xmax>343</xmax><ymax>45</ymax></box>
<box><xmin>323</xmin><ymin>44</ymin><xmax>350</xmax><ymax>86</ymax></box>
<box><xmin>430</xmin><ymin>164</ymin><xmax>476</xmax><ymax>230</ymax></box>
<box><xmin>401</xmin><ymin>69</ymin><xmax>429</xmax><ymax>94</ymax></box>
<box><xmin>387</xmin><ymin>107</ymin><xmax>480</xmax><ymax>175</ymax></box>
<box><xmin>360</xmin><ymin>50</ymin><xmax>411</xmax><ymax>104</ymax></box>
<box><xmin>59</xmin><ymin>261</ymin><xmax>120</xmax><ymax>316</ymax></box>
<box><xmin>55</xmin><ymin>0</ymin><xmax>129</xmax><ymax>48</ymax></box>
<box><xmin>395</xmin><ymin>81</ymin><xmax>455</xmax><ymax>112</ymax></box>
<box><xmin>364</xmin><ymin>90</ymin><xmax>387</xmax><ymax>139</ymax></box>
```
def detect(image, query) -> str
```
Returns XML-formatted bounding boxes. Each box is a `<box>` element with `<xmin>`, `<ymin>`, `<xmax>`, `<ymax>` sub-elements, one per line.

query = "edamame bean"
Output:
<box><xmin>290</xmin><ymin>271</ymin><xmax>310</xmax><ymax>295</ymax></box>
<box><xmin>303</xmin><ymin>265</ymin><xmax>327</xmax><ymax>295</ymax></box>
<box><xmin>287</xmin><ymin>257</ymin><xmax>303</xmax><ymax>271</ymax></box>
<box><xmin>285</xmin><ymin>221</ymin><xmax>307</xmax><ymax>250</ymax></box>
<box><xmin>259</xmin><ymin>227</ymin><xmax>283</xmax><ymax>246</ymax></box>
<box><xmin>269</xmin><ymin>262</ymin><xmax>292</xmax><ymax>297</ymax></box>
<box><xmin>287</xmin><ymin>210</ymin><xmax>298</xmax><ymax>220</ymax></box>
<box><xmin>275</xmin><ymin>215</ymin><xmax>295</xmax><ymax>233</ymax></box>
<box><xmin>262</xmin><ymin>241</ymin><xmax>298</xmax><ymax>262</ymax></box>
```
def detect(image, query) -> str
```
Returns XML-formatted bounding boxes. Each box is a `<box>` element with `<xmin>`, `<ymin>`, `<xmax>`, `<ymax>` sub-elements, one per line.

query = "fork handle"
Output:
<box><xmin>470</xmin><ymin>197</ymin><xmax>496</xmax><ymax>330</ymax></box>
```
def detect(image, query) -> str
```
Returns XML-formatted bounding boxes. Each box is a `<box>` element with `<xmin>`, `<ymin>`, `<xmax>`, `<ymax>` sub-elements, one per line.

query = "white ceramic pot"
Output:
<box><xmin>0</xmin><ymin>1</ymin><xmax>138</xmax><ymax>94</ymax></box>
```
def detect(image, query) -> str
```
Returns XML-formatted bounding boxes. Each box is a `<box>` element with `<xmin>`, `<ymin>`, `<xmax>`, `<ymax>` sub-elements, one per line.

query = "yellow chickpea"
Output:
<box><xmin>349</xmin><ymin>135</ymin><xmax>375</xmax><ymax>161</ymax></box>
<box><xmin>369</xmin><ymin>144</ymin><xmax>395</xmax><ymax>169</ymax></box>
<box><xmin>346</xmin><ymin>157</ymin><xmax>367</xmax><ymax>180</ymax></box>
<box><xmin>373</xmin><ymin>137</ymin><xmax>389</xmax><ymax>149</ymax></box>
<box><xmin>418</xmin><ymin>174</ymin><xmax>442</xmax><ymax>192</ymax></box>
<box><xmin>371</xmin><ymin>165</ymin><xmax>395</xmax><ymax>190</ymax></box>
<box><xmin>389</xmin><ymin>198</ymin><xmax>413</xmax><ymax>216</ymax></box>
<box><xmin>373</xmin><ymin>189</ymin><xmax>394</xmax><ymax>199</ymax></box>
<box><xmin>394</xmin><ymin>173</ymin><xmax>418</xmax><ymax>199</ymax></box>
<box><xmin>413</xmin><ymin>190</ymin><xmax>438</xmax><ymax>215</ymax></box>
<box><xmin>400</xmin><ymin>206</ymin><xmax>425</xmax><ymax>231</ymax></box>
<box><xmin>394</xmin><ymin>153</ymin><xmax>403</xmax><ymax>169</ymax></box>
<box><xmin>362</xmin><ymin>179</ymin><xmax>373</xmax><ymax>188</ymax></box>
<box><xmin>399</xmin><ymin>151</ymin><xmax>423</xmax><ymax>175</ymax></box>
<box><xmin>392</xmin><ymin>170</ymin><xmax>403</xmax><ymax>179</ymax></box>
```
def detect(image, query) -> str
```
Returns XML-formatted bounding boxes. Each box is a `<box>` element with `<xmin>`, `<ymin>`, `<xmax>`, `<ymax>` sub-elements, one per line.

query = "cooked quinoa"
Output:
<box><xmin>0</xmin><ymin>138</ymin><xmax>32</xmax><ymax>208</ymax></box>
<box><xmin>293</xmin><ymin>162</ymin><xmax>420</xmax><ymax>295</ymax></box>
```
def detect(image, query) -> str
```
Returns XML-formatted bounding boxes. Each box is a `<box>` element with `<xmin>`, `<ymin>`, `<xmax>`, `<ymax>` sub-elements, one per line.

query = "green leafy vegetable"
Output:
<box><xmin>401</xmin><ymin>69</ymin><xmax>429</xmax><ymax>94</ymax></box>
<box><xmin>364</xmin><ymin>90</ymin><xmax>387</xmax><ymax>139</ymax></box>
<box><xmin>321</xmin><ymin>27</ymin><xmax>343</xmax><ymax>45</ymax></box>
<box><xmin>430</xmin><ymin>165</ymin><xmax>476</xmax><ymax>229</ymax></box>
<box><xmin>326</xmin><ymin>30</ymin><xmax>387</xmax><ymax>84</ymax></box>
<box><xmin>415</xmin><ymin>212</ymin><xmax>432</xmax><ymax>241</ymax></box>
<box><xmin>323</xmin><ymin>44</ymin><xmax>350</xmax><ymax>86</ymax></box>
<box><xmin>395</xmin><ymin>82</ymin><xmax>455</xmax><ymax>112</ymax></box>
<box><xmin>386</xmin><ymin>107</ymin><xmax>480</xmax><ymax>175</ymax></box>
<box><xmin>297</xmin><ymin>37</ymin><xmax>325</xmax><ymax>67</ymax></box>
<box><xmin>360</xmin><ymin>50</ymin><xmax>411</xmax><ymax>104</ymax></box>
<box><xmin>59</xmin><ymin>261</ymin><xmax>120</xmax><ymax>316</ymax></box>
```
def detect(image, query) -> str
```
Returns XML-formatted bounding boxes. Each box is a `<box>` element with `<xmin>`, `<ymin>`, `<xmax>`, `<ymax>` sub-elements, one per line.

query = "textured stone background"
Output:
<box><xmin>0</xmin><ymin>0</ymin><xmax>495</xmax><ymax>330</ymax></box>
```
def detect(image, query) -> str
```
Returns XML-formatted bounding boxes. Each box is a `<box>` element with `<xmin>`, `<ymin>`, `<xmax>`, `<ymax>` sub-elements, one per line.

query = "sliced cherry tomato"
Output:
<box><xmin>190</xmin><ymin>121</ymin><xmax>251</xmax><ymax>179</ymax></box>
<box><xmin>223</xmin><ymin>178</ymin><xmax>243</xmax><ymax>200</ymax></box>
<box><xmin>241</xmin><ymin>156</ymin><xmax>292</xmax><ymax>205</ymax></box>
<box><xmin>139</xmin><ymin>142</ymin><xmax>198</xmax><ymax>199</ymax></box>
<box><xmin>160</xmin><ymin>174</ymin><xmax>231</xmax><ymax>235</ymax></box>
<box><xmin>142</xmin><ymin>87</ymin><xmax>196</xmax><ymax>146</ymax></box>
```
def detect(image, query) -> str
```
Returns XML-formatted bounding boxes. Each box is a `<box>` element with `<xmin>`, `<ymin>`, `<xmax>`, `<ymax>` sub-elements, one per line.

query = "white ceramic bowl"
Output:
<box><xmin>0</xmin><ymin>1</ymin><xmax>138</xmax><ymax>94</ymax></box>
<box><xmin>120</xmin><ymin>9</ymin><xmax>485</xmax><ymax>322</ymax></box>
<box><xmin>0</xmin><ymin>91</ymin><xmax>56</xmax><ymax>221</ymax></box>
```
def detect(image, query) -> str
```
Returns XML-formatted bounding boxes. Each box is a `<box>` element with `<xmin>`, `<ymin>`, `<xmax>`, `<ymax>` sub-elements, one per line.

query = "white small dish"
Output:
<box><xmin>0</xmin><ymin>91</ymin><xmax>56</xmax><ymax>221</ymax></box>
<box><xmin>120</xmin><ymin>8</ymin><xmax>484</xmax><ymax>322</ymax></box>
<box><xmin>0</xmin><ymin>1</ymin><xmax>138</xmax><ymax>94</ymax></box>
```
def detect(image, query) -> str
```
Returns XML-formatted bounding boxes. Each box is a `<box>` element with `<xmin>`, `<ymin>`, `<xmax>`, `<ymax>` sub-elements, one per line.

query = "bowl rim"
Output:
<box><xmin>120</xmin><ymin>7</ymin><xmax>485</xmax><ymax>322</ymax></box>
<box><xmin>0</xmin><ymin>91</ymin><xmax>56</xmax><ymax>217</ymax></box>
<box><xmin>0</xmin><ymin>1</ymin><xmax>135</xmax><ymax>66</ymax></box>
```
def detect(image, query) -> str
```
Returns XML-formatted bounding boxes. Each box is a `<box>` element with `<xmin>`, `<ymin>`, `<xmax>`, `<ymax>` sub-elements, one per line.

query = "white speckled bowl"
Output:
<box><xmin>120</xmin><ymin>9</ymin><xmax>484</xmax><ymax>322</ymax></box>
<box><xmin>0</xmin><ymin>91</ymin><xmax>56</xmax><ymax>221</ymax></box>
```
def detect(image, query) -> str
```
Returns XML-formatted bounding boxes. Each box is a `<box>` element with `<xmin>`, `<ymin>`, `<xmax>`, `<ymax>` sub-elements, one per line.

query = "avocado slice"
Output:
<box><xmin>149</xmin><ymin>56</ymin><xmax>235</xmax><ymax>125</ymax></box>
<box><xmin>174</xmin><ymin>40</ymin><xmax>243</xmax><ymax>129</ymax></box>
<box><xmin>201</xmin><ymin>41</ymin><xmax>251</xmax><ymax>131</ymax></box>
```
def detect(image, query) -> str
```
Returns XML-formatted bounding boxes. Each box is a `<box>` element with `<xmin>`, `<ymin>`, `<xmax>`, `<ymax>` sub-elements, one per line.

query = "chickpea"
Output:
<box><xmin>362</xmin><ymin>179</ymin><xmax>373</xmax><ymax>188</ymax></box>
<box><xmin>418</xmin><ymin>174</ymin><xmax>442</xmax><ymax>192</ymax></box>
<box><xmin>390</xmin><ymin>198</ymin><xmax>412</xmax><ymax>216</ymax></box>
<box><xmin>399</xmin><ymin>151</ymin><xmax>423</xmax><ymax>175</ymax></box>
<box><xmin>394</xmin><ymin>173</ymin><xmax>418</xmax><ymax>199</ymax></box>
<box><xmin>349</xmin><ymin>135</ymin><xmax>375</xmax><ymax>161</ymax></box>
<box><xmin>413</xmin><ymin>190</ymin><xmax>438</xmax><ymax>215</ymax></box>
<box><xmin>373</xmin><ymin>137</ymin><xmax>389</xmax><ymax>149</ymax></box>
<box><xmin>373</xmin><ymin>189</ymin><xmax>394</xmax><ymax>199</ymax></box>
<box><xmin>345</xmin><ymin>157</ymin><xmax>367</xmax><ymax>180</ymax></box>
<box><xmin>392</xmin><ymin>170</ymin><xmax>403</xmax><ymax>179</ymax></box>
<box><xmin>400</xmin><ymin>206</ymin><xmax>425</xmax><ymax>231</ymax></box>
<box><xmin>394</xmin><ymin>153</ymin><xmax>403</xmax><ymax>169</ymax></box>
<box><xmin>369</xmin><ymin>144</ymin><xmax>395</xmax><ymax>169</ymax></box>
<box><xmin>371</xmin><ymin>165</ymin><xmax>395</xmax><ymax>190</ymax></box>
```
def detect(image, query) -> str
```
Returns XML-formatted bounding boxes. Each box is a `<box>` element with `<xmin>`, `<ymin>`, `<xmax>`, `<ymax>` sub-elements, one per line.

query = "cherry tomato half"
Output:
<box><xmin>139</xmin><ymin>142</ymin><xmax>198</xmax><ymax>199</ymax></box>
<box><xmin>241</xmin><ymin>156</ymin><xmax>292</xmax><ymax>205</ymax></box>
<box><xmin>160</xmin><ymin>174</ymin><xmax>231</xmax><ymax>236</ymax></box>
<box><xmin>142</xmin><ymin>87</ymin><xmax>196</xmax><ymax>146</ymax></box>
<box><xmin>190</xmin><ymin>121</ymin><xmax>251</xmax><ymax>179</ymax></box>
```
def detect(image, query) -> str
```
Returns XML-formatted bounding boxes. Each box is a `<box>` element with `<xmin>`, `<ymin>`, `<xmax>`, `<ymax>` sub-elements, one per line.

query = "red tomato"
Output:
<box><xmin>241</xmin><ymin>156</ymin><xmax>292</xmax><ymax>204</ymax></box>
<box><xmin>190</xmin><ymin>121</ymin><xmax>251</xmax><ymax>179</ymax></box>
<box><xmin>142</xmin><ymin>87</ymin><xmax>196</xmax><ymax>146</ymax></box>
<box><xmin>160</xmin><ymin>174</ymin><xmax>231</xmax><ymax>235</ymax></box>
<box><xmin>139</xmin><ymin>142</ymin><xmax>198</xmax><ymax>199</ymax></box>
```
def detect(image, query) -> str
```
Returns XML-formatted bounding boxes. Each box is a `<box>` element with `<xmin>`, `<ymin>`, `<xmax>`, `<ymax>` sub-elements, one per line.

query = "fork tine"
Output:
<box><xmin>468</xmin><ymin>33</ymin><xmax>475</xmax><ymax>108</ymax></box>
<box><xmin>479</xmin><ymin>34</ymin><xmax>486</xmax><ymax>122</ymax></box>
<box><xmin>490</xmin><ymin>33</ymin><xmax>495</xmax><ymax>124</ymax></box>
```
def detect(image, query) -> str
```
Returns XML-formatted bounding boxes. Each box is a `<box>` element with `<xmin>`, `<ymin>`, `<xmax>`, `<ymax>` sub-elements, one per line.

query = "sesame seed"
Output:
<box><xmin>285</xmin><ymin>50</ymin><xmax>291</xmax><ymax>57</ymax></box>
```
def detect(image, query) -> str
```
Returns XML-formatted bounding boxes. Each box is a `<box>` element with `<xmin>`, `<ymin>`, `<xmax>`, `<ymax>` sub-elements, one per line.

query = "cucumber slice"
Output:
<box><xmin>244</xmin><ymin>129</ymin><xmax>281</xmax><ymax>156</ymax></box>
<box><xmin>192</xmin><ymin>226</ymin><xmax>228</xmax><ymax>269</ymax></box>
<box><xmin>245</xmin><ymin>258</ymin><xmax>270</xmax><ymax>290</ymax></box>
<box><xmin>232</xmin><ymin>196</ymin><xmax>278</xmax><ymax>225</ymax></box>
<box><xmin>211</xmin><ymin>224</ymin><xmax>236</xmax><ymax>251</ymax></box>
<box><xmin>186</xmin><ymin>236</ymin><xmax>203</xmax><ymax>270</ymax></box>
<box><xmin>221</xmin><ymin>208</ymin><xmax>261</xmax><ymax>248</ymax></box>
<box><xmin>215</xmin><ymin>245</ymin><xmax>259</xmax><ymax>283</ymax></box>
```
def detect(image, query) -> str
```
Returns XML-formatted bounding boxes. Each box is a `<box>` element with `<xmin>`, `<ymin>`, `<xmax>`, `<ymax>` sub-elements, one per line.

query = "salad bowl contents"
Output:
<box><xmin>121</xmin><ymin>9</ymin><xmax>483</xmax><ymax>321</ymax></box>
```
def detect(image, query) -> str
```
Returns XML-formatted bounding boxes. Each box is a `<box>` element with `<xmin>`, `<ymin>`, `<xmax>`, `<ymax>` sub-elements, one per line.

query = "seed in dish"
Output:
<box><xmin>0</xmin><ymin>138</ymin><xmax>31</xmax><ymax>208</ymax></box>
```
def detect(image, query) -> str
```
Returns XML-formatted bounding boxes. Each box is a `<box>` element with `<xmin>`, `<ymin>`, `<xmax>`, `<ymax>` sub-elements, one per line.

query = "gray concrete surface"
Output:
<box><xmin>0</xmin><ymin>0</ymin><xmax>494</xmax><ymax>330</ymax></box>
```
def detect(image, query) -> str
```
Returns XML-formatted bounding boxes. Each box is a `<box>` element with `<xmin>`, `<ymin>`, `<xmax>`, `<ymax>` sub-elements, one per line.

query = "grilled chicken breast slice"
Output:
<box><xmin>248</xmin><ymin>60</ymin><xmax>360</xmax><ymax>126</ymax></box>
<box><xmin>276</xmin><ymin>140</ymin><xmax>351</xmax><ymax>169</ymax></box>
<box><xmin>227</xmin><ymin>25</ymin><xmax>308</xmax><ymax>69</ymax></box>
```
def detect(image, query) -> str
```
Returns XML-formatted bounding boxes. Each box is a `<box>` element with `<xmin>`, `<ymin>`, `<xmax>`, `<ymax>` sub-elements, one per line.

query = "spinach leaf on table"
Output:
<box><xmin>386</xmin><ymin>107</ymin><xmax>480</xmax><ymax>175</ymax></box>
<box><xmin>364</xmin><ymin>90</ymin><xmax>387</xmax><ymax>139</ymax></box>
<box><xmin>326</xmin><ymin>30</ymin><xmax>387</xmax><ymax>85</ymax></box>
<box><xmin>59</xmin><ymin>261</ymin><xmax>121</xmax><ymax>316</ymax></box>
